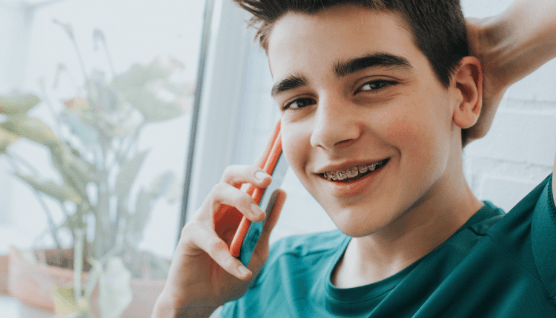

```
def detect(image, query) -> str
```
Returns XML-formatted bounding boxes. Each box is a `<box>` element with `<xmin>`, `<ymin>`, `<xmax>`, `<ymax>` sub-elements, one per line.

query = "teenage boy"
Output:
<box><xmin>153</xmin><ymin>0</ymin><xmax>556</xmax><ymax>317</ymax></box>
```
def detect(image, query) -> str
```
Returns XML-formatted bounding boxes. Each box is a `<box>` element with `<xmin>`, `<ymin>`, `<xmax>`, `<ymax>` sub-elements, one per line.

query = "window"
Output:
<box><xmin>0</xmin><ymin>0</ymin><xmax>206</xmax><ymax>261</ymax></box>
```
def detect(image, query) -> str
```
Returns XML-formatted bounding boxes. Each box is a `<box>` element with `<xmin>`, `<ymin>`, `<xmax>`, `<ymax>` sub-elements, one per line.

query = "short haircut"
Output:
<box><xmin>234</xmin><ymin>0</ymin><xmax>471</xmax><ymax>144</ymax></box>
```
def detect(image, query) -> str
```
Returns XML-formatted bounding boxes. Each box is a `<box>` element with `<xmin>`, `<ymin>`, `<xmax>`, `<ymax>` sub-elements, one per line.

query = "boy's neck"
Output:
<box><xmin>331</xmin><ymin>163</ymin><xmax>483</xmax><ymax>289</ymax></box>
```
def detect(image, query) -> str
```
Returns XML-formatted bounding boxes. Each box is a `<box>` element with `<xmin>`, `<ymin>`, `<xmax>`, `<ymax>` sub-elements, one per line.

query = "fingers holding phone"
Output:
<box><xmin>183</xmin><ymin>164</ymin><xmax>273</xmax><ymax>277</ymax></box>
<box><xmin>204</xmin><ymin>173</ymin><xmax>270</xmax><ymax>224</ymax></box>
<box><xmin>220</xmin><ymin>165</ymin><xmax>272</xmax><ymax>189</ymax></box>
<box><xmin>153</xmin><ymin>164</ymin><xmax>282</xmax><ymax>317</ymax></box>
<box><xmin>153</xmin><ymin>122</ymin><xmax>285</xmax><ymax>317</ymax></box>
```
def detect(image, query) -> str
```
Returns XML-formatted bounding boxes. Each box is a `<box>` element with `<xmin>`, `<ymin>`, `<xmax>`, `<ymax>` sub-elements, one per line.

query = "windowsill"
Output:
<box><xmin>0</xmin><ymin>295</ymin><xmax>52</xmax><ymax>318</ymax></box>
<box><xmin>0</xmin><ymin>294</ymin><xmax>225</xmax><ymax>318</ymax></box>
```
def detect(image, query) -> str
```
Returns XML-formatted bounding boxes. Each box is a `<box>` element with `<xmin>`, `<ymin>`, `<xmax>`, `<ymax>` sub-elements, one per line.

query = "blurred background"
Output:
<box><xmin>0</xmin><ymin>0</ymin><xmax>205</xmax><ymax>259</ymax></box>
<box><xmin>0</xmin><ymin>0</ymin><xmax>555</xmax><ymax>317</ymax></box>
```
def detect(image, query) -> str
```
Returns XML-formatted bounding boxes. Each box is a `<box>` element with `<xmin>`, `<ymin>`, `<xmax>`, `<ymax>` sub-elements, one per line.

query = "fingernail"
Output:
<box><xmin>238</xmin><ymin>265</ymin><xmax>250</xmax><ymax>276</ymax></box>
<box><xmin>251</xmin><ymin>203</ymin><xmax>265</xmax><ymax>217</ymax></box>
<box><xmin>255</xmin><ymin>171</ymin><xmax>269</xmax><ymax>181</ymax></box>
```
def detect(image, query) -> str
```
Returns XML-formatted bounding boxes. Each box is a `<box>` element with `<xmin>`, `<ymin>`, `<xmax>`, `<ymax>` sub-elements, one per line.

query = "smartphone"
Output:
<box><xmin>237</xmin><ymin>152</ymin><xmax>288</xmax><ymax>267</ymax></box>
<box><xmin>213</xmin><ymin>121</ymin><xmax>286</xmax><ymax>267</ymax></box>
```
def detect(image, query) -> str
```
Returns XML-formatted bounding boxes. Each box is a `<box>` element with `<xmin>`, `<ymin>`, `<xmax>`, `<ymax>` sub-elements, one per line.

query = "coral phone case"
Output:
<box><xmin>212</xmin><ymin>120</ymin><xmax>287</xmax><ymax>267</ymax></box>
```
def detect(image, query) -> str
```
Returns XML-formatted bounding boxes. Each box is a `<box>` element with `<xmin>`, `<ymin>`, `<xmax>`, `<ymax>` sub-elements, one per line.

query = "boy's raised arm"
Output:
<box><xmin>465</xmin><ymin>0</ymin><xmax>556</xmax><ymax>145</ymax></box>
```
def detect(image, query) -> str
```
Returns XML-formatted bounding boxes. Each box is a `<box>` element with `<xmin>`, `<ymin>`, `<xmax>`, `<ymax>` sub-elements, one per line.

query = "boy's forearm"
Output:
<box><xmin>483</xmin><ymin>0</ymin><xmax>556</xmax><ymax>87</ymax></box>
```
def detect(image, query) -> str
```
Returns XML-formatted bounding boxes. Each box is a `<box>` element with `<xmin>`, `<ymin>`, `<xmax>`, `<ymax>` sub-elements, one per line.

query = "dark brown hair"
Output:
<box><xmin>234</xmin><ymin>0</ymin><xmax>471</xmax><ymax>143</ymax></box>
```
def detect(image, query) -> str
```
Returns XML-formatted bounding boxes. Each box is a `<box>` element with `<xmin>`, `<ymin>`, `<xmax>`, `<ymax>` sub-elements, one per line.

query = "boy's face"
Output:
<box><xmin>268</xmin><ymin>5</ymin><xmax>462</xmax><ymax>237</ymax></box>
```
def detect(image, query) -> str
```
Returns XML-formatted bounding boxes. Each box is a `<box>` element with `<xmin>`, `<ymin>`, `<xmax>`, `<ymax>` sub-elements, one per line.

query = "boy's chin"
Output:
<box><xmin>326</xmin><ymin>205</ymin><xmax>399</xmax><ymax>238</ymax></box>
<box><xmin>335</xmin><ymin>222</ymin><xmax>391</xmax><ymax>238</ymax></box>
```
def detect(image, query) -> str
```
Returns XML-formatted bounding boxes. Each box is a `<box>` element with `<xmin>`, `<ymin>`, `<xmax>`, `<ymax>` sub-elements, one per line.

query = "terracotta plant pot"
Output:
<box><xmin>8</xmin><ymin>247</ymin><xmax>166</xmax><ymax>317</ymax></box>
<box><xmin>0</xmin><ymin>254</ymin><xmax>9</xmax><ymax>294</ymax></box>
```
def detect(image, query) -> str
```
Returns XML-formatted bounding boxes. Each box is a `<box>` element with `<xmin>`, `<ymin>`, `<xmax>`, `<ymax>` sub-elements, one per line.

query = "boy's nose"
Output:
<box><xmin>309</xmin><ymin>96</ymin><xmax>361</xmax><ymax>151</ymax></box>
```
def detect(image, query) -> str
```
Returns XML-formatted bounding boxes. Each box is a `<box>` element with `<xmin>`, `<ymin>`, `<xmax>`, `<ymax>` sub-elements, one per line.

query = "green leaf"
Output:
<box><xmin>50</xmin><ymin>144</ymin><xmax>92</xmax><ymax>192</ymax></box>
<box><xmin>16</xmin><ymin>174</ymin><xmax>83</xmax><ymax>204</ymax></box>
<box><xmin>53</xmin><ymin>285</ymin><xmax>79</xmax><ymax>315</ymax></box>
<box><xmin>122</xmin><ymin>83</ymin><xmax>192</xmax><ymax>122</ymax></box>
<box><xmin>0</xmin><ymin>115</ymin><xmax>59</xmax><ymax>147</ymax></box>
<box><xmin>0</xmin><ymin>92</ymin><xmax>41</xmax><ymax>115</ymax></box>
<box><xmin>84</xmin><ymin>259</ymin><xmax>103</xmax><ymax>299</ymax></box>
<box><xmin>99</xmin><ymin>257</ymin><xmax>132</xmax><ymax>318</ymax></box>
<box><xmin>111</xmin><ymin>56</ymin><xmax>184</xmax><ymax>92</ymax></box>
<box><xmin>86</xmin><ymin>70</ymin><xmax>119</xmax><ymax>112</ymax></box>
<box><xmin>0</xmin><ymin>127</ymin><xmax>20</xmax><ymax>153</ymax></box>
<box><xmin>149</xmin><ymin>171</ymin><xmax>175</xmax><ymax>197</ymax></box>
<box><xmin>110</xmin><ymin>57</ymin><xmax>192</xmax><ymax>122</ymax></box>
<box><xmin>53</xmin><ymin>285</ymin><xmax>94</xmax><ymax>317</ymax></box>
<box><xmin>60</xmin><ymin>110</ymin><xmax>99</xmax><ymax>145</ymax></box>
<box><xmin>53</xmin><ymin>19</ymin><xmax>75</xmax><ymax>40</ymax></box>
<box><xmin>63</xmin><ymin>97</ymin><xmax>92</xmax><ymax>114</ymax></box>
<box><xmin>129</xmin><ymin>188</ymin><xmax>152</xmax><ymax>240</ymax></box>
<box><xmin>150</xmin><ymin>171</ymin><xmax>181</xmax><ymax>202</ymax></box>
<box><xmin>115</xmin><ymin>150</ymin><xmax>149</xmax><ymax>196</ymax></box>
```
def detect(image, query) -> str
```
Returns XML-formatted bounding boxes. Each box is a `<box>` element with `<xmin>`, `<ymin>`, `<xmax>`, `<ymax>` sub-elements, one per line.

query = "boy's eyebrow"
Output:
<box><xmin>334</xmin><ymin>53</ymin><xmax>412</xmax><ymax>77</ymax></box>
<box><xmin>271</xmin><ymin>74</ymin><xmax>308</xmax><ymax>97</ymax></box>
<box><xmin>270</xmin><ymin>53</ymin><xmax>412</xmax><ymax>98</ymax></box>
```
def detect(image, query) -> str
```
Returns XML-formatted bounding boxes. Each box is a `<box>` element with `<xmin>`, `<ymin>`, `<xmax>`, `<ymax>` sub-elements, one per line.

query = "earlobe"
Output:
<box><xmin>452</xmin><ymin>56</ymin><xmax>483</xmax><ymax>129</ymax></box>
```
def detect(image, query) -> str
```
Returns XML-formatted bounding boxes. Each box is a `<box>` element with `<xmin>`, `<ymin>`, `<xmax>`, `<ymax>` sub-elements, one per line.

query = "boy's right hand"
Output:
<box><xmin>152</xmin><ymin>165</ymin><xmax>286</xmax><ymax>317</ymax></box>
<box><xmin>464</xmin><ymin>17</ymin><xmax>509</xmax><ymax>146</ymax></box>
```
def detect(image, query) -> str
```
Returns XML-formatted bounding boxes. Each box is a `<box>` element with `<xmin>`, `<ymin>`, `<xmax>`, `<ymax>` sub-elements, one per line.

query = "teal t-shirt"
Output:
<box><xmin>220</xmin><ymin>174</ymin><xmax>556</xmax><ymax>317</ymax></box>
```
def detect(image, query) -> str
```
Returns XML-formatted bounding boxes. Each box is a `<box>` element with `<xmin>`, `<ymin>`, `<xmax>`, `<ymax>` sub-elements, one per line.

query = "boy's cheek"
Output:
<box><xmin>382</xmin><ymin>111</ymin><xmax>432</xmax><ymax>154</ymax></box>
<box><xmin>384</xmin><ymin>114</ymin><xmax>416</xmax><ymax>142</ymax></box>
<box><xmin>280</xmin><ymin>127</ymin><xmax>308</xmax><ymax>173</ymax></box>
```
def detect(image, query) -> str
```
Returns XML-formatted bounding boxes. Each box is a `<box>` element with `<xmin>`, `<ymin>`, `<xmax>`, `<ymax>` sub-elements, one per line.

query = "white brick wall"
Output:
<box><xmin>231</xmin><ymin>0</ymin><xmax>556</xmax><ymax>244</ymax></box>
<box><xmin>463</xmin><ymin>94</ymin><xmax>556</xmax><ymax>212</ymax></box>
<box><xmin>461</xmin><ymin>0</ymin><xmax>556</xmax><ymax>214</ymax></box>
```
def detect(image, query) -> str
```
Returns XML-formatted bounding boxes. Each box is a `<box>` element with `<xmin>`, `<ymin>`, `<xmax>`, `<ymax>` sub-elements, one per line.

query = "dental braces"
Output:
<box><xmin>324</xmin><ymin>161</ymin><xmax>384</xmax><ymax>181</ymax></box>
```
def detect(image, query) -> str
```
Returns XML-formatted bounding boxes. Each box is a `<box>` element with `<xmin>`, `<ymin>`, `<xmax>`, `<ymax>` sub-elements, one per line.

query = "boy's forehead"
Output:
<box><xmin>266</xmin><ymin>5</ymin><xmax>420</xmax><ymax>83</ymax></box>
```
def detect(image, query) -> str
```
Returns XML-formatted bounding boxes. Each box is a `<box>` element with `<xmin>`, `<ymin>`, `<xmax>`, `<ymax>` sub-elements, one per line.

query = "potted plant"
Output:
<box><xmin>0</xmin><ymin>21</ymin><xmax>193</xmax><ymax>317</ymax></box>
<box><xmin>0</xmin><ymin>253</ymin><xmax>8</xmax><ymax>295</ymax></box>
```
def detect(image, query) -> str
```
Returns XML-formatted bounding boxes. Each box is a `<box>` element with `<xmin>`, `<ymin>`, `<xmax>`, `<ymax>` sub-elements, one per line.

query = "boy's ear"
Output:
<box><xmin>451</xmin><ymin>56</ymin><xmax>483</xmax><ymax>129</ymax></box>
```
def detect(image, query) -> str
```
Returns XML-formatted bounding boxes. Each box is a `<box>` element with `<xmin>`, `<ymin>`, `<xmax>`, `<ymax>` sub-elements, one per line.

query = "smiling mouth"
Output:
<box><xmin>319</xmin><ymin>159</ymin><xmax>390</xmax><ymax>183</ymax></box>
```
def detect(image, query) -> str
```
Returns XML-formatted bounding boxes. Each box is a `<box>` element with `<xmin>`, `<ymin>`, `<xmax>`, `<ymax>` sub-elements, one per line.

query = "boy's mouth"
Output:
<box><xmin>320</xmin><ymin>159</ymin><xmax>389</xmax><ymax>183</ymax></box>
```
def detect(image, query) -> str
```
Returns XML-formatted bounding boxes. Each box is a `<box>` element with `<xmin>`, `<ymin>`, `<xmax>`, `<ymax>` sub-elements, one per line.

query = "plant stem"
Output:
<box><xmin>117</xmin><ymin>123</ymin><xmax>143</xmax><ymax>163</ymax></box>
<box><xmin>53</xmin><ymin>20</ymin><xmax>89</xmax><ymax>85</ymax></box>
<box><xmin>33</xmin><ymin>192</ymin><xmax>63</xmax><ymax>250</ymax></box>
<box><xmin>113</xmin><ymin>199</ymin><xmax>122</xmax><ymax>248</ymax></box>
<box><xmin>38</xmin><ymin>79</ymin><xmax>64</xmax><ymax>138</ymax></box>
<box><xmin>99</xmin><ymin>33</ymin><xmax>116</xmax><ymax>78</ymax></box>
<box><xmin>53</xmin><ymin>63</ymin><xmax>81</xmax><ymax>93</ymax></box>
<box><xmin>5</xmin><ymin>154</ymin><xmax>63</xmax><ymax>251</ymax></box>
<box><xmin>74</xmin><ymin>229</ymin><xmax>84</xmax><ymax>301</ymax></box>
<box><xmin>7</xmin><ymin>151</ymin><xmax>40</xmax><ymax>175</ymax></box>
<box><xmin>70</xmin><ymin>35</ymin><xmax>89</xmax><ymax>86</ymax></box>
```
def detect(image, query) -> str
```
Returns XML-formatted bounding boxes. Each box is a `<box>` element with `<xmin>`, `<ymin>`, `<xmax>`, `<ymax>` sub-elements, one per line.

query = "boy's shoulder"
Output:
<box><xmin>251</xmin><ymin>230</ymin><xmax>349</xmax><ymax>286</ymax></box>
<box><xmin>262</xmin><ymin>198</ymin><xmax>507</xmax><ymax>276</ymax></box>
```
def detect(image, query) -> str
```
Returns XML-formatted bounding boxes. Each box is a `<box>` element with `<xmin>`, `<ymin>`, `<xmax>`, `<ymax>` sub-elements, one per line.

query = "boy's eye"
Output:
<box><xmin>283</xmin><ymin>97</ymin><xmax>316</xmax><ymax>110</ymax></box>
<box><xmin>357</xmin><ymin>80</ymin><xmax>396</xmax><ymax>93</ymax></box>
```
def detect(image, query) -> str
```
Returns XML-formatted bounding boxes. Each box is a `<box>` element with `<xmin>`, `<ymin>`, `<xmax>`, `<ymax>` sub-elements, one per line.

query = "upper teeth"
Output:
<box><xmin>323</xmin><ymin>161</ymin><xmax>383</xmax><ymax>181</ymax></box>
